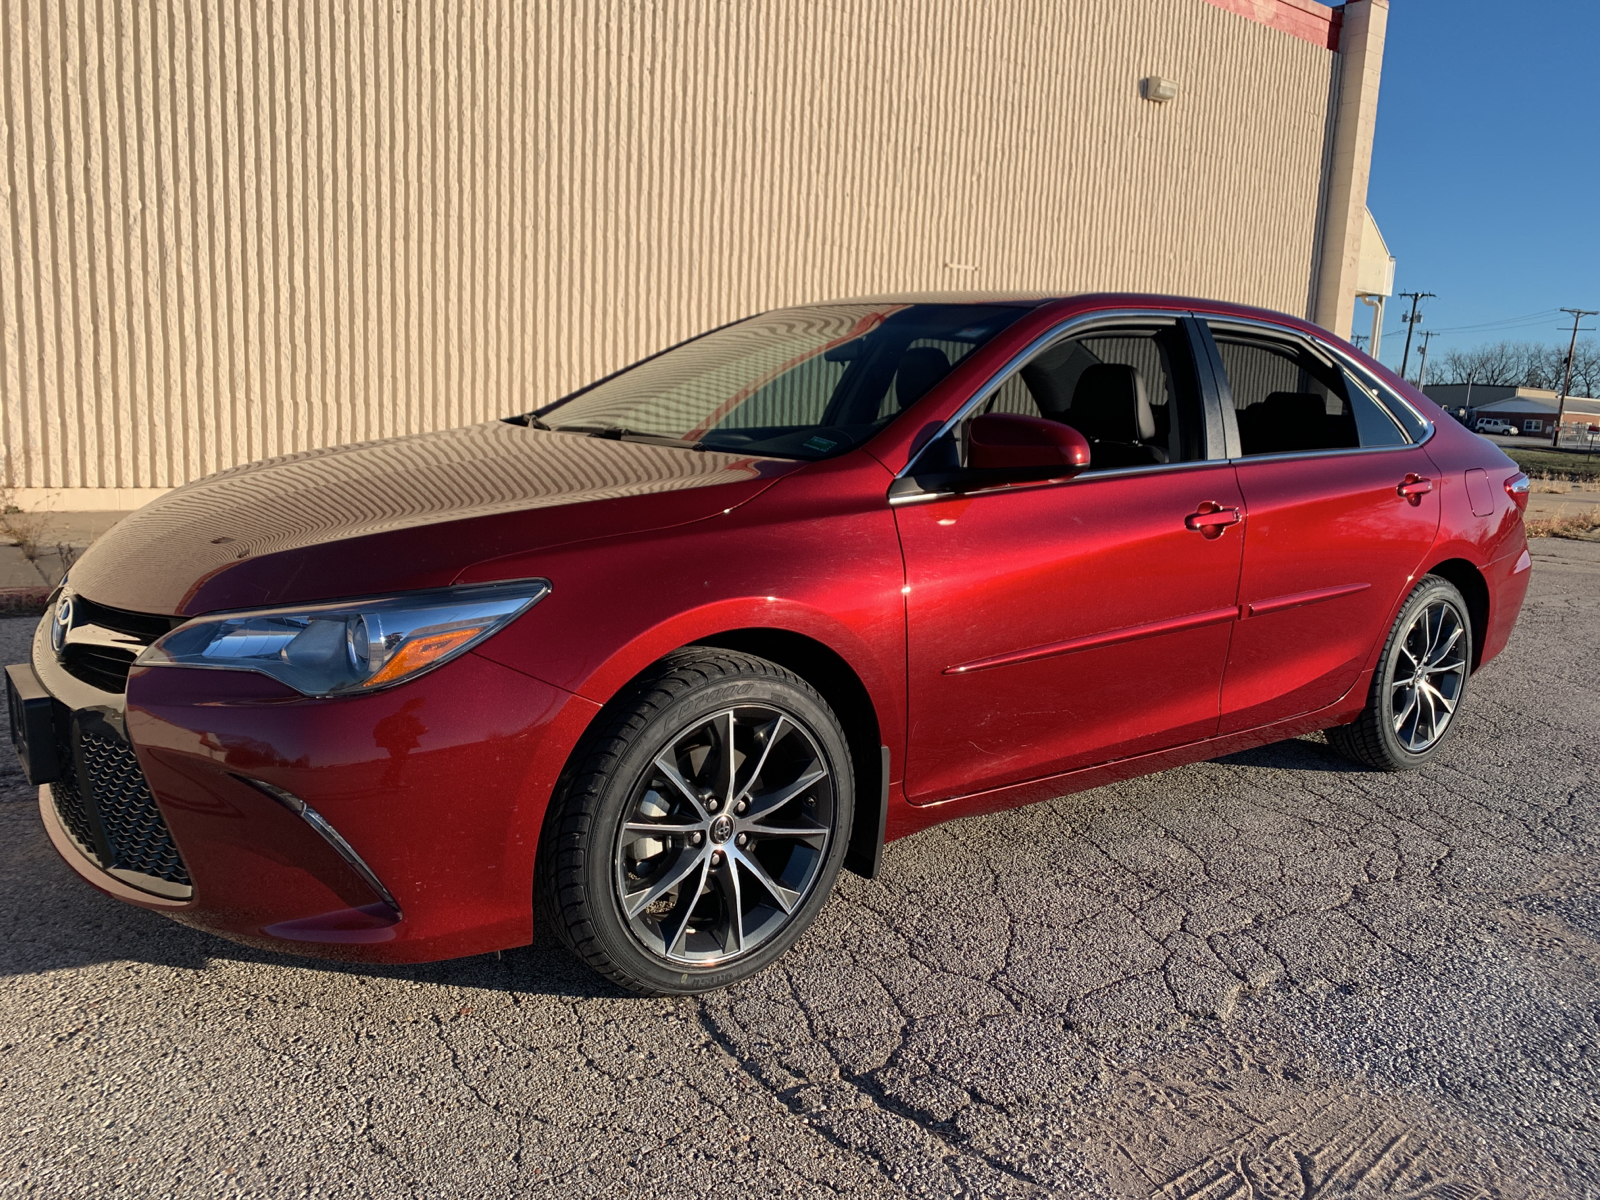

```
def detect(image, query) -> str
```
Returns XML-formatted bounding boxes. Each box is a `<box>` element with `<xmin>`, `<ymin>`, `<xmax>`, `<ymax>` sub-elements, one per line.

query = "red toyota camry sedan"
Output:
<box><xmin>7</xmin><ymin>293</ymin><xmax>1532</xmax><ymax>993</ymax></box>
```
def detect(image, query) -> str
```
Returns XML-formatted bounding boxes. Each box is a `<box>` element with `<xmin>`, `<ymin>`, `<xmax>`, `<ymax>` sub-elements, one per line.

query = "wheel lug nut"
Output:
<box><xmin>735</xmin><ymin>800</ymin><xmax>747</xmax><ymax>814</ymax></box>
<box><xmin>735</xmin><ymin>833</ymin><xmax>748</xmax><ymax>848</ymax></box>
<box><xmin>691</xmin><ymin>832</ymin><xmax>703</xmax><ymax>845</ymax></box>
<box><xmin>711</xmin><ymin>850</ymin><xmax>723</xmax><ymax>866</ymax></box>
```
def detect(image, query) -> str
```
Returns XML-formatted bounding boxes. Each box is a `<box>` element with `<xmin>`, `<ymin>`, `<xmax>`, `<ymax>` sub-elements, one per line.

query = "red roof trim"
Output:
<box><xmin>1199</xmin><ymin>0</ymin><xmax>1343</xmax><ymax>51</ymax></box>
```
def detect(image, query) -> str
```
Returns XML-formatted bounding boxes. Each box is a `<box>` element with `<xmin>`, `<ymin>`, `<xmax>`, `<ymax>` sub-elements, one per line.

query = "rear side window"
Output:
<box><xmin>1211</xmin><ymin>329</ymin><xmax>1410</xmax><ymax>455</ymax></box>
<box><xmin>1342</xmin><ymin>371</ymin><xmax>1410</xmax><ymax>448</ymax></box>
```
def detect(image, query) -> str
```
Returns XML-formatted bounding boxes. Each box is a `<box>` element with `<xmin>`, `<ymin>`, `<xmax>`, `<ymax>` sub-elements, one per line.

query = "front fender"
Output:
<box><xmin>460</xmin><ymin>478</ymin><xmax>909</xmax><ymax>773</ymax></box>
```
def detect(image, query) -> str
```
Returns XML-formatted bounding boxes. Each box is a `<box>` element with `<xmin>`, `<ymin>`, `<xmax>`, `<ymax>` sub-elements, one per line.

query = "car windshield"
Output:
<box><xmin>533</xmin><ymin>303</ymin><xmax>1031</xmax><ymax>459</ymax></box>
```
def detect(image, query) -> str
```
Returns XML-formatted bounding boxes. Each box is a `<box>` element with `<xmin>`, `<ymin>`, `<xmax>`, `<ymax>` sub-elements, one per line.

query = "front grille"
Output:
<box><xmin>55</xmin><ymin>597</ymin><xmax>181</xmax><ymax>695</ymax></box>
<box><xmin>48</xmin><ymin>721</ymin><xmax>192</xmax><ymax>892</ymax></box>
<box><xmin>74</xmin><ymin>596</ymin><xmax>179</xmax><ymax>643</ymax></box>
<box><xmin>60</xmin><ymin>644</ymin><xmax>139</xmax><ymax>693</ymax></box>
<box><xmin>49</xmin><ymin>725</ymin><xmax>99</xmax><ymax>856</ymax></box>
<box><xmin>81</xmin><ymin>730</ymin><xmax>191</xmax><ymax>885</ymax></box>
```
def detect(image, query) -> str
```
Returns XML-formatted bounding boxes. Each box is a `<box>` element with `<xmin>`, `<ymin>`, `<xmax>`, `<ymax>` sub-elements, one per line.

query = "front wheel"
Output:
<box><xmin>1327</xmin><ymin>576</ymin><xmax>1472</xmax><ymax>771</ymax></box>
<box><xmin>537</xmin><ymin>649</ymin><xmax>854</xmax><ymax>994</ymax></box>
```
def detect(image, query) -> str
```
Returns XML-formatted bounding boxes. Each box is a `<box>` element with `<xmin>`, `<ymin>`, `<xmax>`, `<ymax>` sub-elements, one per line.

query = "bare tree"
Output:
<box><xmin>1566</xmin><ymin>339</ymin><xmax>1599</xmax><ymax>399</ymax></box>
<box><xmin>1435</xmin><ymin>339</ymin><xmax>1599</xmax><ymax>396</ymax></box>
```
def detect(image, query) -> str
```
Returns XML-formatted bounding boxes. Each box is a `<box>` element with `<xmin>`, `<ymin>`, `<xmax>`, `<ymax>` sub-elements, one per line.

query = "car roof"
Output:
<box><xmin>822</xmin><ymin>290</ymin><xmax>1063</xmax><ymax>307</ymax></box>
<box><xmin>788</xmin><ymin>291</ymin><xmax>1326</xmax><ymax>332</ymax></box>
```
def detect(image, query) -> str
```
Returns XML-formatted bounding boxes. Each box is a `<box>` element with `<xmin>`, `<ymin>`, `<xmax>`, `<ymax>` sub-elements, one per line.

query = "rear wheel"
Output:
<box><xmin>537</xmin><ymin>649</ymin><xmax>853</xmax><ymax>994</ymax></box>
<box><xmin>1327</xmin><ymin>576</ymin><xmax>1472</xmax><ymax>771</ymax></box>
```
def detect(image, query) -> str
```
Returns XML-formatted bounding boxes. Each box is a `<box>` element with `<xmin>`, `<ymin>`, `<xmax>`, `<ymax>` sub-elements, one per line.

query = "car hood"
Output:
<box><xmin>69</xmin><ymin>422</ymin><xmax>799</xmax><ymax>616</ymax></box>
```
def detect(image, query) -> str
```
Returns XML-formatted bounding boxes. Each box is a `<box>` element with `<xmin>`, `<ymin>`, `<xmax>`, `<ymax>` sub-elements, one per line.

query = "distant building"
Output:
<box><xmin>1423</xmin><ymin>385</ymin><xmax>1600</xmax><ymax>436</ymax></box>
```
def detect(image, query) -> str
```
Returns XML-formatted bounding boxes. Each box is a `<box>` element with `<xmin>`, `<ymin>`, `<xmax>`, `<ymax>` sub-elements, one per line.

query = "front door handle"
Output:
<box><xmin>1397</xmin><ymin>473</ymin><xmax>1434</xmax><ymax>504</ymax></box>
<box><xmin>1185</xmin><ymin>501</ymin><xmax>1242</xmax><ymax>538</ymax></box>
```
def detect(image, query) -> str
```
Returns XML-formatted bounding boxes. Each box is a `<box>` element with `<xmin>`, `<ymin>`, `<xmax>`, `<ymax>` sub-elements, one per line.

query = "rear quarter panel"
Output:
<box><xmin>1419</xmin><ymin>419</ymin><xmax>1532</xmax><ymax>668</ymax></box>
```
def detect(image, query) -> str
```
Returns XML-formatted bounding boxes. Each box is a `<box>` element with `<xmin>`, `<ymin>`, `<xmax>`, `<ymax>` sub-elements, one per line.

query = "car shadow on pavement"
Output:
<box><xmin>1210</xmin><ymin>732</ymin><xmax>1370</xmax><ymax>774</ymax></box>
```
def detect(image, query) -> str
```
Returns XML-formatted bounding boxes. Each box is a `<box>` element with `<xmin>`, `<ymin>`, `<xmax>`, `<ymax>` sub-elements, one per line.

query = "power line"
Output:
<box><xmin>1552</xmin><ymin>308</ymin><xmax>1599</xmax><ymax>446</ymax></box>
<box><xmin>1425</xmin><ymin>309</ymin><xmax>1564</xmax><ymax>335</ymax></box>
<box><xmin>1397</xmin><ymin>292</ymin><xmax>1434</xmax><ymax>380</ymax></box>
<box><xmin>1376</xmin><ymin>305</ymin><xmax>1587</xmax><ymax>342</ymax></box>
<box><xmin>1378</xmin><ymin>310</ymin><xmax>1582</xmax><ymax>343</ymax></box>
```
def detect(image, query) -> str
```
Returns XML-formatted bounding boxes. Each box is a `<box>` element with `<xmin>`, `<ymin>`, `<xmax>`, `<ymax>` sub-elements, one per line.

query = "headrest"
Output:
<box><xmin>1260</xmin><ymin>391</ymin><xmax>1329</xmax><ymax>422</ymax></box>
<box><xmin>895</xmin><ymin>346</ymin><xmax>952</xmax><ymax>410</ymax></box>
<box><xmin>1244</xmin><ymin>390</ymin><xmax>1338</xmax><ymax>453</ymax></box>
<box><xmin>1069</xmin><ymin>363</ymin><xmax>1155</xmax><ymax>443</ymax></box>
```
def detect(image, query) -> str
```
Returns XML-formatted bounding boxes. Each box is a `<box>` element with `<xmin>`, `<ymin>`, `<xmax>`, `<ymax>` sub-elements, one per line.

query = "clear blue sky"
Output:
<box><xmin>1365</xmin><ymin>0</ymin><xmax>1599</xmax><ymax>370</ymax></box>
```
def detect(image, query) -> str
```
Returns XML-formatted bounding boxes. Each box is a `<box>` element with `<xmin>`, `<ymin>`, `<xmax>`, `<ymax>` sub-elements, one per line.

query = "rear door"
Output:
<box><xmin>1200</xmin><ymin>318</ymin><xmax>1441</xmax><ymax>733</ymax></box>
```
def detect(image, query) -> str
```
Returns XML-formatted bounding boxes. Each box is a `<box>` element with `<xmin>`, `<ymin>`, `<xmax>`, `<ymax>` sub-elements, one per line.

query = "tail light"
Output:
<box><xmin>1504</xmin><ymin>472</ymin><xmax>1530</xmax><ymax>512</ymax></box>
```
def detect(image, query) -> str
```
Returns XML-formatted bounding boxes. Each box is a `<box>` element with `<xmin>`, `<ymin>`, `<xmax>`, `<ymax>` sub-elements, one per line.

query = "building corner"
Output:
<box><xmin>1312</xmin><ymin>0</ymin><xmax>1389</xmax><ymax>339</ymax></box>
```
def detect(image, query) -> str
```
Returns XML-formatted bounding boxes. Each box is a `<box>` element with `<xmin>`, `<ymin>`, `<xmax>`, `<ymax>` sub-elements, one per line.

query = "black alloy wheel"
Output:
<box><xmin>538</xmin><ymin>649</ymin><xmax>854</xmax><ymax>994</ymax></box>
<box><xmin>1328</xmin><ymin>575</ymin><xmax>1472</xmax><ymax>771</ymax></box>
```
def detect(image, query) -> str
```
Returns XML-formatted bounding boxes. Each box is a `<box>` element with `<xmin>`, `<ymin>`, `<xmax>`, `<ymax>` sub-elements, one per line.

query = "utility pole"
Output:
<box><xmin>1416</xmin><ymin>330</ymin><xmax>1438</xmax><ymax>390</ymax></box>
<box><xmin>1397</xmin><ymin>292</ymin><xmax>1434</xmax><ymax>381</ymax></box>
<box><xmin>1553</xmin><ymin>308</ymin><xmax>1599</xmax><ymax>446</ymax></box>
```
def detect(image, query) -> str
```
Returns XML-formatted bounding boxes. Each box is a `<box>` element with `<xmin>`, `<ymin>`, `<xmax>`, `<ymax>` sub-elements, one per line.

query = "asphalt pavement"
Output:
<box><xmin>3</xmin><ymin>540</ymin><xmax>1598</xmax><ymax>1198</ymax></box>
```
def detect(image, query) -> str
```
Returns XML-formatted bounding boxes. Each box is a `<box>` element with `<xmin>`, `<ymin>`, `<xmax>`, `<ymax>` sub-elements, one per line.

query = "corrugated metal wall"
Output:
<box><xmin>1</xmin><ymin>0</ymin><xmax>1336</xmax><ymax>494</ymax></box>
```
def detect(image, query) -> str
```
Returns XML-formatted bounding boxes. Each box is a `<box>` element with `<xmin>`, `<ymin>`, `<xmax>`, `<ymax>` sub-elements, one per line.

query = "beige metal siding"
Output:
<box><xmin>1</xmin><ymin>0</ymin><xmax>1337</xmax><ymax>494</ymax></box>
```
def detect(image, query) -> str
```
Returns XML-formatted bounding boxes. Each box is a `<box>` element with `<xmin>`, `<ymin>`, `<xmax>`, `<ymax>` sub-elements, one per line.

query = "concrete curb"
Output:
<box><xmin>0</xmin><ymin>586</ymin><xmax>50</xmax><ymax>617</ymax></box>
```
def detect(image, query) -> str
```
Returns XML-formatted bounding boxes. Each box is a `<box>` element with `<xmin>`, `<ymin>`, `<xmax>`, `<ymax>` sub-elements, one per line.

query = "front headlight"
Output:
<box><xmin>136</xmin><ymin>579</ymin><xmax>550</xmax><ymax>697</ymax></box>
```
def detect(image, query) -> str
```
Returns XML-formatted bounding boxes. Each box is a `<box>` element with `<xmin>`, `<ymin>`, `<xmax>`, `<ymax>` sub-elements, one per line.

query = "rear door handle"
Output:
<box><xmin>1185</xmin><ymin>501</ymin><xmax>1242</xmax><ymax>538</ymax></box>
<box><xmin>1397</xmin><ymin>474</ymin><xmax>1434</xmax><ymax>504</ymax></box>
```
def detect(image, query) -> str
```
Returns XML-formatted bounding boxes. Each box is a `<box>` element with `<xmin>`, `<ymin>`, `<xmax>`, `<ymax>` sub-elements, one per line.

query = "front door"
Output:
<box><xmin>1204</xmin><ymin>320</ymin><xmax>1443</xmax><ymax>733</ymax></box>
<box><xmin>895</xmin><ymin>318</ymin><xmax>1245</xmax><ymax>805</ymax></box>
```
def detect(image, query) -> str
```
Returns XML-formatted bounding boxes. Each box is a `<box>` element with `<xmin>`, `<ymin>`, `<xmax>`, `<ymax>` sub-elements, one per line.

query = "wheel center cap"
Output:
<box><xmin>709</xmin><ymin>814</ymin><xmax>734</xmax><ymax>844</ymax></box>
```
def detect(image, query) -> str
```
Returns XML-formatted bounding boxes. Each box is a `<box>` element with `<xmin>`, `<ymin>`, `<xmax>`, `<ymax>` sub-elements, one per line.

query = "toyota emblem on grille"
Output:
<box><xmin>50</xmin><ymin>589</ymin><xmax>74</xmax><ymax>653</ymax></box>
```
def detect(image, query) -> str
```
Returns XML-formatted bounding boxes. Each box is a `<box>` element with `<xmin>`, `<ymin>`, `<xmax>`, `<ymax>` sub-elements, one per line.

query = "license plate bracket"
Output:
<box><xmin>6</xmin><ymin>662</ymin><xmax>61</xmax><ymax>785</ymax></box>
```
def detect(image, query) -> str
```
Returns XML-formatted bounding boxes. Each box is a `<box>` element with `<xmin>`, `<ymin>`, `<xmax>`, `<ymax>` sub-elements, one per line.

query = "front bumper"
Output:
<box><xmin>20</xmin><ymin>609</ymin><xmax>600</xmax><ymax>963</ymax></box>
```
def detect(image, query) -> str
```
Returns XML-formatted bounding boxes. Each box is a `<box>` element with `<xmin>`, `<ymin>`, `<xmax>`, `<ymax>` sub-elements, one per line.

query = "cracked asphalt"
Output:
<box><xmin>3</xmin><ymin>539</ymin><xmax>1598</xmax><ymax>1198</ymax></box>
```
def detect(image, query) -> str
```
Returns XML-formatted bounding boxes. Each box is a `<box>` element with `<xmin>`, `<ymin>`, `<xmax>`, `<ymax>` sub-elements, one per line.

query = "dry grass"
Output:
<box><xmin>0</xmin><ymin>509</ymin><xmax>52</xmax><ymax>559</ymax></box>
<box><xmin>1526</xmin><ymin>506</ymin><xmax>1600</xmax><ymax>541</ymax></box>
<box><xmin>1527</xmin><ymin>471</ymin><xmax>1600</xmax><ymax>495</ymax></box>
<box><xmin>0</xmin><ymin>456</ymin><xmax>53</xmax><ymax>560</ymax></box>
<box><xmin>1507</xmin><ymin>448</ymin><xmax>1600</xmax><ymax>485</ymax></box>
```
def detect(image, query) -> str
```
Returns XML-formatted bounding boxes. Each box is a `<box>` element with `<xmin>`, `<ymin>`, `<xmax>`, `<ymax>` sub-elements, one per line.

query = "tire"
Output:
<box><xmin>1327</xmin><ymin>576</ymin><xmax>1472</xmax><ymax>771</ymax></box>
<box><xmin>536</xmin><ymin>648</ymin><xmax>854</xmax><ymax>995</ymax></box>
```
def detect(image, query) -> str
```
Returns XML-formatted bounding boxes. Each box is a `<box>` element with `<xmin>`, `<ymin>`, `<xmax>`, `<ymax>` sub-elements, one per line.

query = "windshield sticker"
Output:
<box><xmin>802</xmin><ymin>435</ymin><xmax>837</xmax><ymax>453</ymax></box>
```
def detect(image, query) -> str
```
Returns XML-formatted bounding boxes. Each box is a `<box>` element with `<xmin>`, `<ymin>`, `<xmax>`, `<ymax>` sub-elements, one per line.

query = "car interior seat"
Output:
<box><xmin>1064</xmin><ymin>363</ymin><xmax>1166</xmax><ymax>468</ymax></box>
<box><xmin>1239</xmin><ymin>390</ymin><xmax>1358</xmax><ymax>455</ymax></box>
<box><xmin>895</xmin><ymin>346</ymin><xmax>953</xmax><ymax>410</ymax></box>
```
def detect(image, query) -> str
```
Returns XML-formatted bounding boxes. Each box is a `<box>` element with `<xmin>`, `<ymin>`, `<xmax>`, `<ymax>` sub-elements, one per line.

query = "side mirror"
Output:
<box><xmin>967</xmin><ymin>413</ymin><xmax>1090</xmax><ymax>473</ymax></box>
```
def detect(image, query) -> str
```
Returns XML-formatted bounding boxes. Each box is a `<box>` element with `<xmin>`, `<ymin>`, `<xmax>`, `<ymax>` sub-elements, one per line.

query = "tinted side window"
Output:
<box><xmin>1213</xmin><ymin>334</ymin><xmax>1360</xmax><ymax>455</ymax></box>
<box><xmin>1343</xmin><ymin>372</ymin><xmax>1409</xmax><ymax>448</ymax></box>
<box><xmin>975</xmin><ymin>325</ymin><xmax>1204</xmax><ymax>468</ymax></box>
